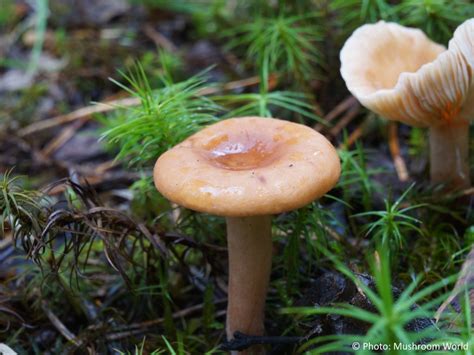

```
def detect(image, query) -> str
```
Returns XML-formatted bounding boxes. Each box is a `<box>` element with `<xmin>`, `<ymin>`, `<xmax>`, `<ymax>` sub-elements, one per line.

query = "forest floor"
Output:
<box><xmin>0</xmin><ymin>1</ymin><xmax>473</xmax><ymax>354</ymax></box>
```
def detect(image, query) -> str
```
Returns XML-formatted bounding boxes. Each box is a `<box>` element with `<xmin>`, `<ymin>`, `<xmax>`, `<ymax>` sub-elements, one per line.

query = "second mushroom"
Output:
<box><xmin>154</xmin><ymin>116</ymin><xmax>340</xmax><ymax>353</ymax></box>
<box><xmin>340</xmin><ymin>19</ymin><xmax>474</xmax><ymax>189</ymax></box>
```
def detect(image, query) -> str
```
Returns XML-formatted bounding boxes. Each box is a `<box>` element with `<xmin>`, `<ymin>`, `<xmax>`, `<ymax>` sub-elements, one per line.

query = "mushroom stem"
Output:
<box><xmin>429</xmin><ymin>121</ymin><xmax>470</xmax><ymax>189</ymax></box>
<box><xmin>225</xmin><ymin>215</ymin><xmax>273</xmax><ymax>354</ymax></box>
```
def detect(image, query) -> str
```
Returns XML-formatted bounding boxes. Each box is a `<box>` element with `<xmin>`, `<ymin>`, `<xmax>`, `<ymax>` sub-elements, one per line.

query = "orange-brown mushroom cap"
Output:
<box><xmin>154</xmin><ymin>117</ymin><xmax>340</xmax><ymax>217</ymax></box>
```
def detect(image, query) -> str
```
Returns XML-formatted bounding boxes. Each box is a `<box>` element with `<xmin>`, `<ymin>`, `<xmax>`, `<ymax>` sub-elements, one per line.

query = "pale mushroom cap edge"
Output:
<box><xmin>154</xmin><ymin>117</ymin><xmax>341</xmax><ymax>217</ymax></box>
<box><xmin>340</xmin><ymin>19</ymin><xmax>474</xmax><ymax>127</ymax></box>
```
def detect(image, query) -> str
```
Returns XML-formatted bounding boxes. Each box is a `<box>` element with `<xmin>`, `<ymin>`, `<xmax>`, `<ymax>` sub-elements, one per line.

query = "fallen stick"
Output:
<box><xmin>18</xmin><ymin>96</ymin><xmax>140</xmax><ymax>137</ymax></box>
<box><xmin>40</xmin><ymin>119</ymin><xmax>87</xmax><ymax>157</ymax></box>
<box><xmin>313</xmin><ymin>96</ymin><xmax>357</xmax><ymax>131</ymax></box>
<box><xmin>18</xmin><ymin>75</ymin><xmax>266</xmax><ymax>137</ymax></box>
<box><xmin>329</xmin><ymin>102</ymin><xmax>360</xmax><ymax>137</ymax></box>
<box><xmin>42</xmin><ymin>301</ymin><xmax>83</xmax><ymax>347</ymax></box>
<box><xmin>337</xmin><ymin>118</ymin><xmax>371</xmax><ymax>149</ymax></box>
<box><xmin>144</xmin><ymin>24</ymin><xmax>177</xmax><ymax>52</ymax></box>
<box><xmin>388</xmin><ymin>122</ymin><xmax>409</xmax><ymax>182</ymax></box>
<box><xmin>106</xmin><ymin>305</ymin><xmax>227</xmax><ymax>341</ymax></box>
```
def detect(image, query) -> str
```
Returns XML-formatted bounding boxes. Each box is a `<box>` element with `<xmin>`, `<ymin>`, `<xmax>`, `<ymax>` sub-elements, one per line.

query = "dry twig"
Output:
<box><xmin>313</xmin><ymin>96</ymin><xmax>358</xmax><ymax>131</ymax></box>
<box><xmin>143</xmin><ymin>24</ymin><xmax>177</xmax><ymax>52</ymax></box>
<box><xmin>388</xmin><ymin>122</ymin><xmax>409</xmax><ymax>182</ymax></box>
<box><xmin>42</xmin><ymin>301</ymin><xmax>83</xmax><ymax>346</ymax></box>
<box><xmin>329</xmin><ymin>103</ymin><xmax>360</xmax><ymax>137</ymax></box>
<box><xmin>40</xmin><ymin>119</ymin><xmax>88</xmax><ymax>157</ymax></box>
<box><xmin>106</xmin><ymin>303</ymin><xmax>227</xmax><ymax>341</ymax></box>
<box><xmin>337</xmin><ymin>119</ymin><xmax>371</xmax><ymax>149</ymax></box>
<box><xmin>18</xmin><ymin>76</ymin><xmax>265</xmax><ymax>138</ymax></box>
<box><xmin>18</xmin><ymin>97</ymin><xmax>140</xmax><ymax>137</ymax></box>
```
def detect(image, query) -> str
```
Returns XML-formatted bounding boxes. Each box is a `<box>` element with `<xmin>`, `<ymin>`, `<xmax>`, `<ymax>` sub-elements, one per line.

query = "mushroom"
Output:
<box><xmin>153</xmin><ymin>116</ymin><xmax>340</xmax><ymax>353</ymax></box>
<box><xmin>340</xmin><ymin>19</ymin><xmax>474</xmax><ymax>189</ymax></box>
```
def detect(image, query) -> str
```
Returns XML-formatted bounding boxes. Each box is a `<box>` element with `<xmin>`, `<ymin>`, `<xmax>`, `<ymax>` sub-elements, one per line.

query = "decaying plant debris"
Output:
<box><xmin>1</xmin><ymin>1</ymin><xmax>474</xmax><ymax>354</ymax></box>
